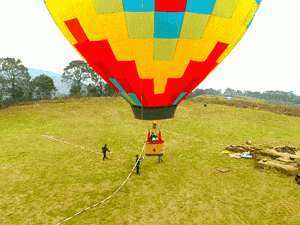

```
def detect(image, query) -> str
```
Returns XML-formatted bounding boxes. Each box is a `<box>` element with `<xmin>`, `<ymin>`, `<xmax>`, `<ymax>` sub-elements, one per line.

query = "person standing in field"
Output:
<box><xmin>150</xmin><ymin>132</ymin><xmax>157</xmax><ymax>143</ymax></box>
<box><xmin>158</xmin><ymin>155</ymin><xmax>163</xmax><ymax>163</ymax></box>
<box><xmin>295</xmin><ymin>171</ymin><xmax>300</xmax><ymax>185</ymax></box>
<box><xmin>102</xmin><ymin>144</ymin><xmax>111</xmax><ymax>161</ymax></box>
<box><xmin>136</xmin><ymin>154</ymin><xmax>144</xmax><ymax>176</ymax></box>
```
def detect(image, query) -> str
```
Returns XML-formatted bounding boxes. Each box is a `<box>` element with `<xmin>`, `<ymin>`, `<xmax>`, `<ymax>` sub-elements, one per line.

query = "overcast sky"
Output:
<box><xmin>0</xmin><ymin>1</ymin><xmax>299</xmax><ymax>94</ymax></box>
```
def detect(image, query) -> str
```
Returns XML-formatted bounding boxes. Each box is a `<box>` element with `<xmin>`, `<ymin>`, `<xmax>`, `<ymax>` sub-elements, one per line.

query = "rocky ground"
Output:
<box><xmin>225</xmin><ymin>145</ymin><xmax>300</xmax><ymax>176</ymax></box>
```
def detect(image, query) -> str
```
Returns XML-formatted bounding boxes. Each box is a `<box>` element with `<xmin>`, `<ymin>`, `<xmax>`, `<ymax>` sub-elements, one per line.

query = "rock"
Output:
<box><xmin>217</xmin><ymin>168</ymin><xmax>231</xmax><ymax>173</ymax></box>
<box><xmin>255</xmin><ymin>160</ymin><xmax>298</xmax><ymax>176</ymax></box>
<box><xmin>226</xmin><ymin>144</ymin><xmax>299</xmax><ymax>176</ymax></box>
<box><xmin>274</xmin><ymin>146</ymin><xmax>299</xmax><ymax>155</ymax></box>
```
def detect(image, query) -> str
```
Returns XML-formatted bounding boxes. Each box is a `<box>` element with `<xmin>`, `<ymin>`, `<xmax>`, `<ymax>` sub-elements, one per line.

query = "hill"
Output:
<box><xmin>1</xmin><ymin>96</ymin><xmax>300</xmax><ymax>224</ymax></box>
<box><xmin>28</xmin><ymin>68</ymin><xmax>70</xmax><ymax>95</ymax></box>
<box><xmin>191</xmin><ymin>95</ymin><xmax>300</xmax><ymax>117</ymax></box>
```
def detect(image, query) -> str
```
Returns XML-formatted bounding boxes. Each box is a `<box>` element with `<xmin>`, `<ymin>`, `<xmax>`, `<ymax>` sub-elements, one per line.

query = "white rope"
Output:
<box><xmin>1</xmin><ymin>133</ymin><xmax>148</xmax><ymax>224</ymax></box>
<box><xmin>162</xmin><ymin>129</ymin><xmax>285</xmax><ymax>147</ymax></box>
<box><xmin>56</xmin><ymin>135</ymin><xmax>147</xmax><ymax>225</ymax></box>
<box><xmin>1</xmin><ymin>131</ymin><xmax>286</xmax><ymax>224</ymax></box>
<box><xmin>42</xmin><ymin>135</ymin><xmax>100</xmax><ymax>154</ymax></box>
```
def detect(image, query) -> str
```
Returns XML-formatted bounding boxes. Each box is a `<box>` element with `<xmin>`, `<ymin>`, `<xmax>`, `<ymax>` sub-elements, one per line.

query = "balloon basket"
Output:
<box><xmin>145</xmin><ymin>142</ymin><xmax>164</xmax><ymax>156</ymax></box>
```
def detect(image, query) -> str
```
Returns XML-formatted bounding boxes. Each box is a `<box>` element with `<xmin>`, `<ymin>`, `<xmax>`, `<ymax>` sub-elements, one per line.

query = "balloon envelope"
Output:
<box><xmin>45</xmin><ymin>0</ymin><xmax>261</xmax><ymax>120</ymax></box>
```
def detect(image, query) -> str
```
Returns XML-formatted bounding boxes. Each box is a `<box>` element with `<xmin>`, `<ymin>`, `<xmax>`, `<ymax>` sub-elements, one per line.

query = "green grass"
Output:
<box><xmin>1</xmin><ymin>96</ymin><xmax>300</xmax><ymax>225</ymax></box>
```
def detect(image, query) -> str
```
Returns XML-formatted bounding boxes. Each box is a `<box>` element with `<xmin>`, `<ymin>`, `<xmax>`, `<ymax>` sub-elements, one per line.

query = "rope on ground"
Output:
<box><xmin>162</xmin><ymin>129</ymin><xmax>227</xmax><ymax>147</ymax></box>
<box><xmin>56</xmin><ymin>135</ymin><xmax>147</xmax><ymax>225</ymax></box>
<box><xmin>0</xmin><ymin>134</ymin><xmax>101</xmax><ymax>154</ymax></box>
<box><xmin>252</xmin><ymin>140</ymin><xmax>286</xmax><ymax>147</ymax></box>
<box><xmin>162</xmin><ymin>129</ymin><xmax>286</xmax><ymax>147</ymax></box>
<box><xmin>42</xmin><ymin>135</ymin><xmax>100</xmax><ymax>154</ymax></box>
<box><xmin>42</xmin><ymin>131</ymin><xmax>147</xmax><ymax>155</ymax></box>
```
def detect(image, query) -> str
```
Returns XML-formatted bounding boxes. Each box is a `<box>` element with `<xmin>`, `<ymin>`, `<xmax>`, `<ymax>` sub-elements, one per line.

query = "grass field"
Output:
<box><xmin>1</xmin><ymin>96</ymin><xmax>300</xmax><ymax>225</ymax></box>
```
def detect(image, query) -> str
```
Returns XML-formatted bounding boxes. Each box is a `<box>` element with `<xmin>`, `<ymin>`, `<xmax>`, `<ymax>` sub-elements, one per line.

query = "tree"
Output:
<box><xmin>70</xmin><ymin>83</ymin><xmax>82</xmax><ymax>96</ymax></box>
<box><xmin>89</xmin><ymin>71</ymin><xmax>105</xmax><ymax>96</ymax></box>
<box><xmin>187</xmin><ymin>88</ymin><xmax>206</xmax><ymax>98</ymax></box>
<box><xmin>87</xmin><ymin>84</ymin><xmax>99</xmax><ymax>96</ymax></box>
<box><xmin>223</xmin><ymin>88</ymin><xmax>237</xmax><ymax>97</ymax></box>
<box><xmin>243</xmin><ymin>90</ymin><xmax>262</xmax><ymax>99</ymax></box>
<box><xmin>62</xmin><ymin>60</ymin><xmax>98</xmax><ymax>97</ymax></box>
<box><xmin>33</xmin><ymin>74</ymin><xmax>57</xmax><ymax>99</ymax></box>
<box><xmin>104</xmin><ymin>83</ymin><xmax>118</xmax><ymax>96</ymax></box>
<box><xmin>24</xmin><ymin>80</ymin><xmax>35</xmax><ymax>101</ymax></box>
<box><xmin>251</xmin><ymin>91</ymin><xmax>262</xmax><ymax>99</ymax></box>
<box><xmin>87</xmin><ymin>78</ymin><xmax>106</xmax><ymax>96</ymax></box>
<box><xmin>204</xmin><ymin>88</ymin><xmax>222</xmax><ymax>96</ymax></box>
<box><xmin>0</xmin><ymin>57</ymin><xmax>31</xmax><ymax>103</ymax></box>
<box><xmin>236</xmin><ymin>90</ymin><xmax>243</xmax><ymax>96</ymax></box>
<box><xmin>188</xmin><ymin>88</ymin><xmax>222</xmax><ymax>98</ymax></box>
<box><xmin>243</xmin><ymin>90</ymin><xmax>252</xmax><ymax>97</ymax></box>
<box><xmin>0</xmin><ymin>84</ymin><xmax>4</xmax><ymax>105</ymax></box>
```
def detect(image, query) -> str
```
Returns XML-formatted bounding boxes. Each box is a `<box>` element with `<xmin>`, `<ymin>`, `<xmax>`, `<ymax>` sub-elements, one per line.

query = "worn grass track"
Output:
<box><xmin>1</xmin><ymin>96</ymin><xmax>300</xmax><ymax>225</ymax></box>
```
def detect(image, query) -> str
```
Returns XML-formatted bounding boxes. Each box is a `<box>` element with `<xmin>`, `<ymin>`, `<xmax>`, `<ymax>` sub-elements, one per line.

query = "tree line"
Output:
<box><xmin>0</xmin><ymin>58</ymin><xmax>117</xmax><ymax>106</ymax></box>
<box><xmin>188</xmin><ymin>88</ymin><xmax>300</xmax><ymax>105</ymax></box>
<box><xmin>1</xmin><ymin>57</ymin><xmax>299</xmax><ymax>106</ymax></box>
<box><xmin>61</xmin><ymin>60</ymin><xmax>117</xmax><ymax>97</ymax></box>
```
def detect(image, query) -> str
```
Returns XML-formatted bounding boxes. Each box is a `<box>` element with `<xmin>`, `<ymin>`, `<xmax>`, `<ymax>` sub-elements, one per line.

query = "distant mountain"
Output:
<box><xmin>28</xmin><ymin>68</ymin><xmax>70</xmax><ymax>96</ymax></box>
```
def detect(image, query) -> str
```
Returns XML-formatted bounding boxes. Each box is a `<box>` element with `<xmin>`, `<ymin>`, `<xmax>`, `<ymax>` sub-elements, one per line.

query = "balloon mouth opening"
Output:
<box><xmin>131</xmin><ymin>105</ymin><xmax>177</xmax><ymax>120</ymax></box>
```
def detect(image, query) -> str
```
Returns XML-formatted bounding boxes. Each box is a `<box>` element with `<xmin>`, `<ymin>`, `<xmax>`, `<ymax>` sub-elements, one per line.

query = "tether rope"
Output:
<box><xmin>0</xmin><ymin>132</ymin><xmax>148</xmax><ymax>224</ymax></box>
<box><xmin>0</xmin><ymin>130</ymin><xmax>287</xmax><ymax>224</ymax></box>
<box><xmin>55</xmin><ymin>135</ymin><xmax>147</xmax><ymax>225</ymax></box>
<box><xmin>162</xmin><ymin>129</ymin><xmax>285</xmax><ymax>147</ymax></box>
<box><xmin>42</xmin><ymin>135</ymin><xmax>101</xmax><ymax>154</ymax></box>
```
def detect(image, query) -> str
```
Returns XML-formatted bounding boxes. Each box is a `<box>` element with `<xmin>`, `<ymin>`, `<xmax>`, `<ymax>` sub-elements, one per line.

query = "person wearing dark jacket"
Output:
<box><xmin>102</xmin><ymin>144</ymin><xmax>110</xmax><ymax>161</ymax></box>
<box><xmin>136</xmin><ymin>154</ymin><xmax>145</xmax><ymax>176</ymax></box>
<box><xmin>150</xmin><ymin>132</ymin><xmax>157</xmax><ymax>143</ymax></box>
<box><xmin>158</xmin><ymin>155</ymin><xmax>163</xmax><ymax>163</ymax></box>
<box><xmin>295</xmin><ymin>172</ymin><xmax>300</xmax><ymax>185</ymax></box>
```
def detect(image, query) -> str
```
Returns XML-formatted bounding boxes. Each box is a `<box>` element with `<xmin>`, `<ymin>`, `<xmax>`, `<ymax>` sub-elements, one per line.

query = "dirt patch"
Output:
<box><xmin>225</xmin><ymin>145</ymin><xmax>300</xmax><ymax>176</ymax></box>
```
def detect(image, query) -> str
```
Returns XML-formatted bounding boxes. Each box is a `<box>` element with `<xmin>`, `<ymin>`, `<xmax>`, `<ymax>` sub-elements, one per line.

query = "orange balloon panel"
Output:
<box><xmin>44</xmin><ymin>0</ymin><xmax>261</xmax><ymax>120</ymax></box>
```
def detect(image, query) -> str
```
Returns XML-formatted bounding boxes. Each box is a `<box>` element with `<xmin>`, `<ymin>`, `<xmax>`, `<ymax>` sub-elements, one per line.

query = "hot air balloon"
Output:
<box><xmin>44</xmin><ymin>0</ymin><xmax>261</xmax><ymax>120</ymax></box>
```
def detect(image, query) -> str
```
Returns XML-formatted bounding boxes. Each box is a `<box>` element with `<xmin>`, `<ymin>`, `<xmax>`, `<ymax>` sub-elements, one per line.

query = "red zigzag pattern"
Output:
<box><xmin>65</xmin><ymin>18</ymin><xmax>229</xmax><ymax>107</ymax></box>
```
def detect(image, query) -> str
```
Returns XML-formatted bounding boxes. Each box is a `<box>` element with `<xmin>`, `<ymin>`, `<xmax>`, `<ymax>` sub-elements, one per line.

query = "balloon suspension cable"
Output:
<box><xmin>141</xmin><ymin>96</ymin><xmax>144</xmax><ymax>120</ymax></box>
<box><xmin>158</xmin><ymin>120</ymin><xmax>164</xmax><ymax>132</ymax></box>
<box><xmin>56</xmin><ymin>133</ymin><xmax>148</xmax><ymax>225</ymax></box>
<box><xmin>141</xmin><ymin>80</ymin><xmax>144</xmax><ymax>120</ymax></box>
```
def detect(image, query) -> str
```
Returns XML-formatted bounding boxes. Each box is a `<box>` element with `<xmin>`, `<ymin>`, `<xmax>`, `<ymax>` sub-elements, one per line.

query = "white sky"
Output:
<box><xmin>0</xmin><ymin>1</ymin><xmax>299</xmax><ymax>94</ymax></box>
